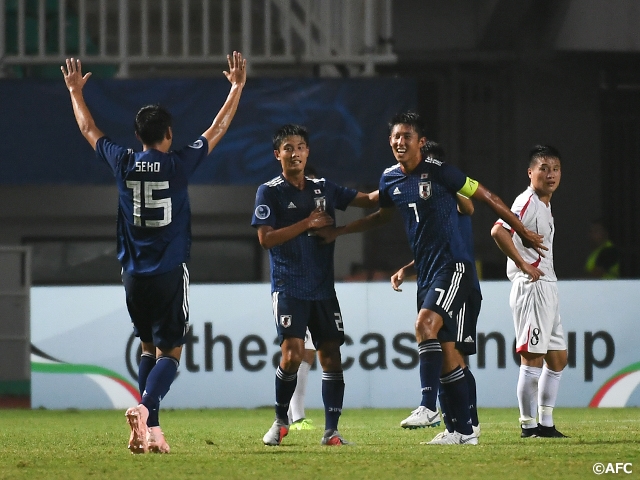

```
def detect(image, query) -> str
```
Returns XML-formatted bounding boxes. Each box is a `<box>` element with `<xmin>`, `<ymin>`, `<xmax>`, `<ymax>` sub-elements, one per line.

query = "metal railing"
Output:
<box><xmin>1</xmin><ymin>0</ymin><xmax>396</xmax><ymax>77</ymax></box>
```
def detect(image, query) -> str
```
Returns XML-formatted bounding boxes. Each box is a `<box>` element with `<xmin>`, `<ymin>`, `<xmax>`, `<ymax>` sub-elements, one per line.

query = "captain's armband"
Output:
<box><xmin>458</xmin><ymin>177</ymin><xmax>479</xmax><ymax>198</ymax></box>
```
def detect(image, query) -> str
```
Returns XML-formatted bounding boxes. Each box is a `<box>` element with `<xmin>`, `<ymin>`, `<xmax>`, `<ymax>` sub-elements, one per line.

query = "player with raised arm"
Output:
<box><xmin>320</xmin><ymin>111</ymin><xmax>544</xmax><ymax>445</ymax></box>
<box><xmin>490</xmin><ymin>145</ymin><xmax>568</xmax><ymax>438</ymax></box>
<box><xmin>61</xmin><ymin>52</ymin><xmax>246</xmax><ymax>453</ymax></box>
<box><xmin>252</xmin><ymin>124</ymin><xmax>378</xmax><ymax>446</ymax></box>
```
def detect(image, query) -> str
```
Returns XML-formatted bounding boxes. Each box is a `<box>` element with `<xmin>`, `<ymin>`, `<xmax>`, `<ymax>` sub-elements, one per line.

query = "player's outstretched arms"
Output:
<box><xmin>471</xmin><ymin>182</ymin><xmax>546</xmax><ymax>256</ymax></box>
<box><xmin>256</xmin><ymin>208</ymin><xmax>333</xmax><ymax>249</ymax></box>
<box><xmin>61</xmin><ymin>58</ymin><xmax>104</xmax><ymax>150</ymax></box>
<box><xmin>391</xmin><ymin>260</ymin><xmax>415</xmax><ymax>292</ymax></box>
<box><xmin>202</xmin><ymin>51</ymin><xmax>247</xmax><ymax>154</ymax></box>
<box><xmin>349</xmin><ymin>190</ymin><xmax>379</xmax><ymax>209</ymax></box>
<box><xmin>490</xmin><ymin>223</ymin><xmax>544</xmax><ymax>282</ymax></box>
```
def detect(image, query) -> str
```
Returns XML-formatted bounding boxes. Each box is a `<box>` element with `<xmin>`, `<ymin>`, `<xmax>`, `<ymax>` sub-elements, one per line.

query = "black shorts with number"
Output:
<box><xmin>122</xmin><ymin>263</ymin><xmax>190</xmax><ymax>350</ymax></box>
<box><xmin>271</xmin><ymin>292</ymin><xmax>344</xmax><ymax>348</ymax></box>
<box><xmin>417</xmin><ymin>262</ymin><xmax>479</xmax><ymax>354</ymax></box>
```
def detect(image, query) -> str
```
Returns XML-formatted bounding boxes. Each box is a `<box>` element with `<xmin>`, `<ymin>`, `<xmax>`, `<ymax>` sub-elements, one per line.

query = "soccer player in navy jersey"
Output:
<box><xmin>391</xmin><ymin>141</ymin><xmax>481</xmax><ymax>441</ymax></box>
<box><xmin>61</xmin><ymin>52</ymin><xmax>246</xmax><ymax>453</ymax></box>
<box><xmin>286</xmin><ymin>164</ymin><xmax>320</xmax><ymax>432</ymax></box>
<box><xmin>252</xmin><ymin>124</ymin><xmax>378</xmax><ymax>446</ymax></box>
<box><xmin>320</xmin><ymin>111</ymin><xmax>545</xmax><ymax>445</ymax></box>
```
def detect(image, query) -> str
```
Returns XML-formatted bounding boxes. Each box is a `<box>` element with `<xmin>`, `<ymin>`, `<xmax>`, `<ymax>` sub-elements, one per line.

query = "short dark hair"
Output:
<box><xmin>388</xmin><ymin>111</ymin><xmax>427</xmax><ymax>140</ymax></box>
<box><xmin>273</xmin><ymin>124</ymin><xmax>309</xmax><ymax>151</ymax></box>
<box><xmin>422</xmin><ymin>140</ymin><xmax>445</xmax><ymax>160</ymax></box>
<box><xmin>134</xmin><ymin>104</ymin><xmax>172</xmax><ymax>146</ymax></box>
<box><xmin>529</xmin><ymin>145</ymin><xmax>561</xmax><ymax>167</ymax></box>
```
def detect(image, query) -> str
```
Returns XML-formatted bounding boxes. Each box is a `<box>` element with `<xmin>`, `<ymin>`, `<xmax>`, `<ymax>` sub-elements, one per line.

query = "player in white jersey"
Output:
<box><xmin>491</xmin><ymin>145</ymin><xmax>567</xmax><ymax>438</ymax></box>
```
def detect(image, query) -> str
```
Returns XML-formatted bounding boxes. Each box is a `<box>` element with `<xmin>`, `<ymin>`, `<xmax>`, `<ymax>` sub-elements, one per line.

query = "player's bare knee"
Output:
<box><xmin>280</xmin><ymin>354</ymin><xmax>303</xmax><ymax>372</ymax></box>
<box><xmin>415</xmin><ymin>316</ymin><xmax>441</xmax><ymax>340</ymax></box>
<box><xmin>280</xmin><ymin>338</ymin><xmax>305</xmax><ymax>370</ymax></box>
<box><xmin>545</xmin><ymin>350</ymin><xmax>568</xmax><ymax>371</ymax></box>
<box><xmin>520</xmin><ymin>352</ymin><xmax>544</xmax><ymax>367</ymax></box>
<box><xmin>317</xmin><ymin>344</ymin><xmax>341</xmax><ymax>370</ymax></box>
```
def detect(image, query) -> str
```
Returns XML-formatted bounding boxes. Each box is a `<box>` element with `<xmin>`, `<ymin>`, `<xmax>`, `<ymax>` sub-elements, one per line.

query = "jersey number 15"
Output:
<box><xmin>126</xmin><ymin>180</ymin><xmax>172</xmax><ymax>227</ymax></box>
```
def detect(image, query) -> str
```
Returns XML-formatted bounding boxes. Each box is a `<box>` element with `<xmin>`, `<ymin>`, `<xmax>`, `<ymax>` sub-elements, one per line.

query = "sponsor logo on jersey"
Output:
<box><xmin>464</xmin><ymin>336</ymin><xmax>475</xmax><ymax>343</ymax></box>
<box><xmin>393</xmin><ymin>187</ymin><xmax>402</xmax><ymax>195</ymax></box>
<box><xmin>255</xmin><ymin>205</ymin><xmax>271</xmax><ymax>220</ymax></box>
<box><xmin>287</xmin><ymin>202</ymin><xmax>297</xmax><ymax>209</ymax></box>
<box><xmin>188</xmin><ymin>139</ymin><xmax>204</xmax><ymax>149</ymax></box>
<box><xmin>280</xmin><ymin>315</ymin><xmax>292</xmax><ymax>328</ymax></box>
<box><xmin>425</xmin><ymin>156</ymin><xmax>443</xmax><ymax>166</ymax></box>
<box><xmin>419</xmin><ymin>181</ymin><xmax>432</xmax><ymax>200</ymax></box>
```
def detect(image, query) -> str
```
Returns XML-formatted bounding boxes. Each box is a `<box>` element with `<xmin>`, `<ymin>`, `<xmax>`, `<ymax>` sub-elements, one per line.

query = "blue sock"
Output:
<box><xmin>463</xmin><ymin>367</ymin><xmax>479</xmax><ymax>426</ymax></box>
<box><xmin>322</xmin><ymin>371</ymin><xmax>344</xmax><ymax>431</ymax></box>
<box><xmin>438</xmin><ymin>385</ymin><xmax>454</xmax><ymax>432</ymax></box>
<box><xmin>141</xmin><ymin>356</ymin><xmax>179</xmax><ymax>428</ymax></box>
<box><xmin>275</xmin><ymin>366</ymin><xmax>297</xmax><ymax>422</ymax></box>
<box><xmin>418</xmin><ymin>340</ymin><xmax>442</xmax><ymax>411</ymax></box>
<box><xmin>440</xmin><ymin>367</ymin><xmax>473</xmax><ymax>435</ymax></box>
<box><xmin>138</xmin><ymin>353</ymin><xmax>156</xmax><ymax>397</ymax></box>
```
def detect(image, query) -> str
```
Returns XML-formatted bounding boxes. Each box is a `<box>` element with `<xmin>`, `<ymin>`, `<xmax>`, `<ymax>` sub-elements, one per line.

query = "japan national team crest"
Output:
<box><xmin>280</xmin><ymin>315</ymin><xmax>292</xmax><ymax>328</ymax></box>
<box><xmin>419</xmin><ymin>181</ymin><xmax>432</xmax><ymax>200</ymax></box>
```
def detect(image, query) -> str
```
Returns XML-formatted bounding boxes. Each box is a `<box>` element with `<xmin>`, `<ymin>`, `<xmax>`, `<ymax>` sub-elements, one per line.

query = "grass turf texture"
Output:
<box><xmin>0</xmin><ymin>408</ymin><xmax>638</xmax><ymax>480</ymax></box>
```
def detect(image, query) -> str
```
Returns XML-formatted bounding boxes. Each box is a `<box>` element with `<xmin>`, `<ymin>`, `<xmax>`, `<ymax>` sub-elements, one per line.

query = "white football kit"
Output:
<box><xmin>496</xmin><ymin>186</ymin><xmax>566</xmax><ymax>354</ymax></box>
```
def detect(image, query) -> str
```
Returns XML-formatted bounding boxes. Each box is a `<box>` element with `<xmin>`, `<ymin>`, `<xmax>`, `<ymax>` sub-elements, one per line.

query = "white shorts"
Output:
<box><xmin>304</xmin><ymin>328</ymin><xmax>315</xmax><ymax>350</ymax></box>
<box><xmin>509</xmin><ymin>278</ymin><xmax>566</xmax><ymax>355</ymax></box>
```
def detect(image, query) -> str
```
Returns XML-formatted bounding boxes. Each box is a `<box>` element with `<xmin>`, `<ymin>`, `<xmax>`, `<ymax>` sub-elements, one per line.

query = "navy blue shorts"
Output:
<box><xmin>271</xmin><ymin>292</ymin><xmax>344</xmax><ymax>348</ymax></box>
<box><xmin>454</xmin><ymin>288</ymin><xmax>482</xmax><ymax>356</ymax></box>
<box><xmin>417</xmin><ymin>262</ymin><xmax>476</xmax><ymax>348</ymax></box>
<box><xmin>122</xmin><ymin>263</ymin><xmax>190</xmax><ymax>350</ymax></box>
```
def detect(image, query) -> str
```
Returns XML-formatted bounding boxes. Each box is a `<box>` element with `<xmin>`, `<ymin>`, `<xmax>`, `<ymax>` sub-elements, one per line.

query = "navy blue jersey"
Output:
<box><xmin>96</xmin><ymin>136</ymin><xmax>209</xmax><ymax>276</ymax></box>
<box><xmin>252</xmin><ymin>175</ymin><xmax>357</xmax><ymax>300</ymax></box>
<box><xmin>379</xmin><ymin>158</ymin><xmax>474</xmax><ymax>289</ymax></box>
<box><xmin>458</xmin><ymin>213</ymin><xmax>481</xmax><ymax>294</ymax></box>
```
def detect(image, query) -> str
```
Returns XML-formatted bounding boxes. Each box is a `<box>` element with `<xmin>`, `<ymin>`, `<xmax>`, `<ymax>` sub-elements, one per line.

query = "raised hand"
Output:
<box><xmin>223</xmin><ymin>51</ymin><xmax>247</xmax><ymax>87</ymax></box>
<box><xmin>61</xmin><ymin>58</ymin><xmax>92</xmax><ymax>92</ymax></box>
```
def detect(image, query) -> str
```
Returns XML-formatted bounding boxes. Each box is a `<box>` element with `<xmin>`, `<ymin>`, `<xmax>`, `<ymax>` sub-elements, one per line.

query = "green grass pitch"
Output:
<box><xmin>0</xmin><ymin>407</ymin><xmax>638</xmax><ymax>479</ymax></box>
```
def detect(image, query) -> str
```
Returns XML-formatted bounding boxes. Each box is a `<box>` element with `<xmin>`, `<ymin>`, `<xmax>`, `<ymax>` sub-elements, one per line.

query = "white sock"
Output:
<box><xmin>517</xmin><ymin>365</ymin><xmax>542</xmax><ymax>427</ymax></box>
<box><xmin>538</xmin><ymin>364</ymin><xmax>563</xmax><ymax>427</ymax></box>
<box><xmin>288</xmin><ymin>360</ymin><xmax>311</xmax><ymax>423</ymax></box>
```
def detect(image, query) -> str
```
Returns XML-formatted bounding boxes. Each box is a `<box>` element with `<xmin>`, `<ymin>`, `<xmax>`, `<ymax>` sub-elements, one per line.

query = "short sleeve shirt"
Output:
<box><xmin>96</xmin><ymin>136</ymin><xmax>209</xmax><ymax>275</ymax></box>
<box><xmin>495</xmin><ymin>186</ymin><xmax>556</xmax><ymax>282</ymax></box>
<box><xmin>379</xmin><ymin>158</ymin><xmax>474</xmax><ymax>289</ymax></box>
<box><xmin>251</xmin><ymin>175</ymin><xmax>357</xmax><ymax>300</ymax></box>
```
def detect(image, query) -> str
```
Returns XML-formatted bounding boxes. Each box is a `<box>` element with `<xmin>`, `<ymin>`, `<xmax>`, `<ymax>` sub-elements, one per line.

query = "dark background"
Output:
<box><xmin>1</xmin><ymin>0</ymin><xmax>638</xmax><ymax>281</ymax></box>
